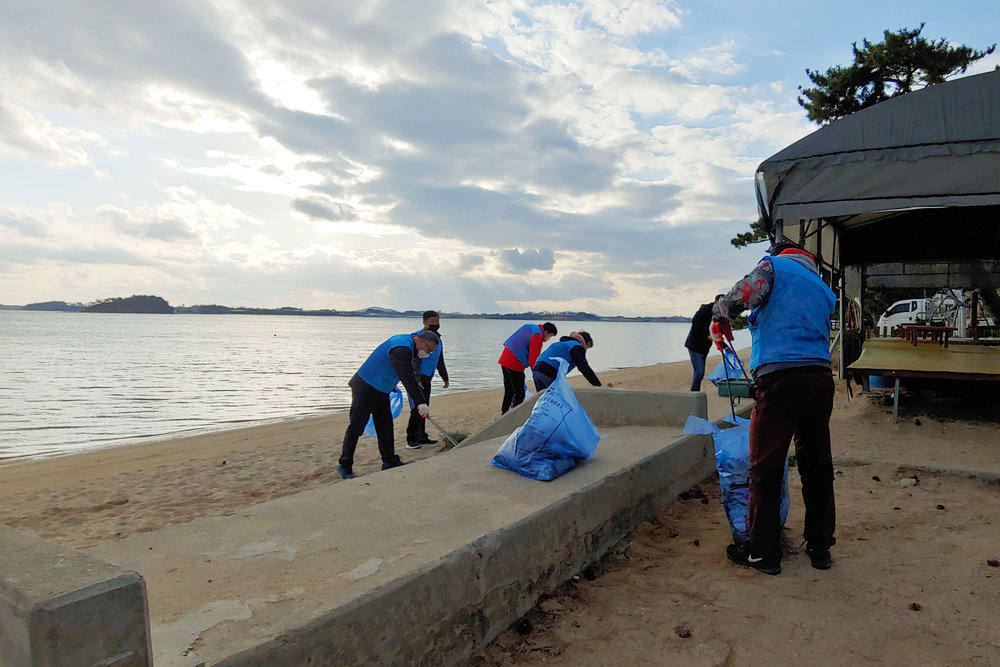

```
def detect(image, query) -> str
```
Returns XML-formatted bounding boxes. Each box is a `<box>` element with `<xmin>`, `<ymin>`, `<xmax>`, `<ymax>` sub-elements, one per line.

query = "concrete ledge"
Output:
<box><xmin>220</xmin><ymin>429</ymin><xmax>715</xmax><ymax>665</ymax></box>
<box><xmin>465</xmin><ymin>388</ymin><xmax>707</xmax><ymax>445</ymax></box>
<box><xmin>0</xmin><ymin>526</ymin><xmax>151</xmax><ymax>667</ymax></box>
<box><xmin>72</xmin><ymin>389</ymin><xmax>723</xmax><ymax>664</ymax></box>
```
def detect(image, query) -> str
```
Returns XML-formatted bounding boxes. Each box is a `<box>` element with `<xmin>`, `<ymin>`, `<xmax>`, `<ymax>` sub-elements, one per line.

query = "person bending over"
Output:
<box><xmin>531</xmin><ymin>331</ymin><xmax>601</xmax><ymax>392</ymax></box>
<box><xmin>685</xmin><ymin>296</ymin><xmax>722</xmax><ymax>391</ymax></box>
<box><xmin>498</xmin><ymin>322</ymin><xmax>557</xmax><ymax>413</ymax></box>
<box><xmin>338</xmin><ymin>330</ymin><xmax>439</xmax><ymax>479</ymax></box>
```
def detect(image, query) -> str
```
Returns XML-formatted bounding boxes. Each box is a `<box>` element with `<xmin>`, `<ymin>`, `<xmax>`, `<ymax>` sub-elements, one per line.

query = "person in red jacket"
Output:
<box><xmin>498</xmin><ymin>322</ymin><xmax>557</xmax><ymax>413</ymax></box>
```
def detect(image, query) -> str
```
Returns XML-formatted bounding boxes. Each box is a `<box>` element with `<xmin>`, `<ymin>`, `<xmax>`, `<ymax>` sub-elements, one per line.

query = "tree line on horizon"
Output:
<box><xmin>13</xmin><ymin>296</ymin><xmax>691</xmax><ymax>322</ymax></box>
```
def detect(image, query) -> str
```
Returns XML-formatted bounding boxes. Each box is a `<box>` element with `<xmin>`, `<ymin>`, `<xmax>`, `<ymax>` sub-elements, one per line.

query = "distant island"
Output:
<box><xmin>2</xmin><ymin>295</ymin><xmax>690</xmax><ymax>322</ymax></box>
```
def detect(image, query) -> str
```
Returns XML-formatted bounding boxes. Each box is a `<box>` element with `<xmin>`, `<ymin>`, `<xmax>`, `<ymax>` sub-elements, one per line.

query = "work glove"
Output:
<box><xmin>710</xmin><ymin>320</ymin><xmax>733</xmax><ymax>351</ymax></box>
<box><xmin>442</xmin><ymin>380</ymin><xmax>450</xmax><ymax>389</ymax></box>
<box><xmin>417</xmin><ymin>403</ymin><xmax>430</xmax><ymax>418</ymax></box>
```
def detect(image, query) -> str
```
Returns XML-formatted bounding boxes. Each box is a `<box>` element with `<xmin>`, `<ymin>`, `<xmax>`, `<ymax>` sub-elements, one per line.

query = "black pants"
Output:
<box><xmin>501</xmin><ymin>366</ymin><xmax>526</xmax><ymax>414</ymax></box>
<box><xmin>340</xmin><ymin>376</ymin><xmax>398</xmax><ymax>468</ymax></box>
<box><xmin>532</xmin><ymin>363</ymin><xmax>557</xmax><ymax>393</ymax></box>
<box><xmin>405</xmin><ymin>375</ymin><xmax>432</xmax><ymax>443</ymax></box>
<box><xmin>748</xmin><ymin>367</ymin><xmax>836</xmax><ymax>560</ymax></box>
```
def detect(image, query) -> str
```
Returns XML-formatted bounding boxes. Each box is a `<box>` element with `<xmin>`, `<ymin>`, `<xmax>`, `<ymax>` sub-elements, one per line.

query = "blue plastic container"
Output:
<box><xmin>868</xmin><ymin>375</ymin><xmax>887</xmax><ymax>388</ymax></box>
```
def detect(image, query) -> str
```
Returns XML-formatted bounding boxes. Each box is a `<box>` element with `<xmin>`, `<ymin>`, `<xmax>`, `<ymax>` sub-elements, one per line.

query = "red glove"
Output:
<box><xmin>710</xmin><ymin>320</ymin><xmax>733</xmax><ymax>350</ymax></box>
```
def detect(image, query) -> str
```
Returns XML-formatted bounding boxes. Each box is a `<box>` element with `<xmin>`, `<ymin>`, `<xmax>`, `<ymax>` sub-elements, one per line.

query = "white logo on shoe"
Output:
<box><xmin>747</xmin><ymin>555</ymin><xmax>763</xmax><ymax>563</ymax></box>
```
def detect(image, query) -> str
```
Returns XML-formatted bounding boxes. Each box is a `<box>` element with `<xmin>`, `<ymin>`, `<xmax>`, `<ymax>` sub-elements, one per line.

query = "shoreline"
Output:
<box><xmin>0</xmin><ymin>356</ymin><xmax>750</xmax><ymax>551</ymax></box>
<box><xmin>0</xmin><ymin>354</ymin><xmax>723</xmax><ymax>470</ymax></box>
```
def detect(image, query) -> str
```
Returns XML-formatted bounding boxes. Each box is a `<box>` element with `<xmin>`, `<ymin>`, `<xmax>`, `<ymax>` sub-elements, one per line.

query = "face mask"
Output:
<box><xmin>417</xmin><ymin>350</ymin><xmax>430</xmax><ymax>359</ymax></box>
<box><xmin>427</xmin><ymin>324</ymin><xmax>440</xmax><ymax>333</ymax></box>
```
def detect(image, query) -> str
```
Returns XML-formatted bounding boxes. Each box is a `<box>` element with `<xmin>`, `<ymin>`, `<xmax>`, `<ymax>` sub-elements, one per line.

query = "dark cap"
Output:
<box><xmin>767</xmin><ymin>240</ymin><xmax>799</xmax><ymax>256</ymax></box>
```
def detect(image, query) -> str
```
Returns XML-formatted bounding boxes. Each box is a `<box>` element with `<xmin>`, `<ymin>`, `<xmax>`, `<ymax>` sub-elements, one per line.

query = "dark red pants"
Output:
<box><xmin>748</xmin><ymin>367</ymin><xmax>836</xmax><ymax>560</ymax></box>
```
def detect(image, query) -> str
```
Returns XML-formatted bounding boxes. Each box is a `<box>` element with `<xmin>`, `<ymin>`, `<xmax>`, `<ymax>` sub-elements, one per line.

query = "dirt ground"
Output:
<box><xmin>470</xmin><ymin>379</ymin><xmax>1000</xmax><ymax>665</ymax></box>
<box><xmin>2</xmin><ymin>356</ymin><xmax>999</xmax><ymax>664</ymax></box>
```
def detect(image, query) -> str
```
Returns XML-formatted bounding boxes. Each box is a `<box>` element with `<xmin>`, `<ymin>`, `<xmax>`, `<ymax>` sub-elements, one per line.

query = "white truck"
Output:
<box><xmin>875</xmin><ymin>290</ymin><xmax>969</xmax><ymax>337</ymax></box>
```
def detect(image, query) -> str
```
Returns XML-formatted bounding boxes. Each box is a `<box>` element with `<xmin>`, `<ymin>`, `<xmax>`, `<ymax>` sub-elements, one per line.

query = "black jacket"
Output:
<box><xmin>685</xmin><ymin>302</ymin><xmax>714</xmax><ymax>356</ymax></box>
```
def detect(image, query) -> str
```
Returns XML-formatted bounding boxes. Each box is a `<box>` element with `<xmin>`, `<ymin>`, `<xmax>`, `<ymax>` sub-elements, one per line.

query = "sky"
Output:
<box><xmin>2</xmin><ymin>1</ymin><xmax>998</xmax><ymax>317</ymax></box>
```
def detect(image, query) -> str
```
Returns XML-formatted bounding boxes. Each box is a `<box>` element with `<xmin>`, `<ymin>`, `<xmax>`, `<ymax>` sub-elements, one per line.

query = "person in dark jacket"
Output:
<box><xmin>712</xmin><ymin>241</ymin><xmax>837</xmax><ymax>576</ymax></box>
<box><xmin>338</xmin><ymin>330</ymin><xmax>439</xmax><ymax>479</ymax></box>
<box><xmin>685</xmin><ymin>296</ymin><xmax>722</xmax><ymax>391</ymax></box>
<box><xmin>405</xmin><ymin>310</ymin><xmax>450</xmax><ymax>449</ymax></box>
<box><xmin>498</xmin><ymin>322</ymin><xmax>557</xmax><ymax>413</ymax></box>
<box><xmin>531</xmin><ymin>331</ymin><xmax>601</xmax><ymax>391</ymax></box>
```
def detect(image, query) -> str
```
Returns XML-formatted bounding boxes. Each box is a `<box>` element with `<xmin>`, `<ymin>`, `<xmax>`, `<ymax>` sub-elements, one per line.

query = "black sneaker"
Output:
<box><xmin>726</xmin><ymin>543</ymin><xmax>781</xmax><ymax>575</ymax></box>
<box><xmin>417</xmin><ymin>437</ymin><xmax>438</xmax><ymax>444</ymax></box>
<box><xmin>381</xmin><ymin>458</ymin><xmax>408</xmax><ymax>471</ymax></box>
<box><xmin>405</xmin><ymin>441</ymin><xmax>422</xmax><ymax>450</ymax></box>
<box><xmin>806</xmin><ymin>546</ymin><xmax>833</xmax><ymax>570</ymax></box>
<box><xmin>337</xmin><ymin>464</ymin><xmax>355</xmax><ymax>480</ymax></box>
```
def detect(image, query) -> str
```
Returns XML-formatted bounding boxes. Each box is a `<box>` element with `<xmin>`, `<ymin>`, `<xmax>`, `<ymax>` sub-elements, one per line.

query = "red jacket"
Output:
<box><xmin>498</xmin><ymin>324</ymin><xmax>545</xmax><ymax>372</ymax></box>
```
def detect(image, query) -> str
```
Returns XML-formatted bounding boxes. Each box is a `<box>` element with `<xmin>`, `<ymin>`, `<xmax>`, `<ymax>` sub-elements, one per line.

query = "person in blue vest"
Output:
<box><xmin>711</xmin><ymin>241</ymin><xmax>837</xmax><ymax>576</ymax></box>
<box><xmin>404</xmin><ymin>310</ymin><xmax>450</xmax><ymax>449</ymax></box>
<box><xmin>498</xmin><ymin>322</ymin><xmax>558</xmax><ymax>413</ymax></box>
<box><xmin>531</xmin><ymin>331</ymin><xmax>601</xmax><ymax>392</ymax></box>
<box><xmin>338</xmin><ymin>330</ymin><xmax>439</xmax><ymax>479</ymax></box>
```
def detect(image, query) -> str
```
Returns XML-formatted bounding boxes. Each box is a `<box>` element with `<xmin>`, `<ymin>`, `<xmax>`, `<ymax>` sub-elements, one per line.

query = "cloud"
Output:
<box><xmin>97</xmin><ymin>205</ymin><xmax>200</xmax><ymax>242</ymax></box>
<box><xmin>457</xmin><ymin>252</ymin><xmax>485</xmax><ymax>272</ymax></box>
<box><xmin>0</xmin><ymin>97</ymin><xmax>94</xmax><ymax>166</ymax></box>
<box><xmin>497</xmin><ymin>248</ymin><xmax>556</xmax><ymax>272</ymax></box>
<box><xmin>292</xmin><ymin>197</ymin><xmax>359</xmax><ymax>222</ymax></box>
<box><xmin>0</xmin><ymin>0</ymin><xmax>844</xmax><ymax>317</ymax></box>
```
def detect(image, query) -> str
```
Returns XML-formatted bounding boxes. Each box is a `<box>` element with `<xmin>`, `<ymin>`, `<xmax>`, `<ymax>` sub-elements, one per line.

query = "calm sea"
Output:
<box><xmin>0</xmin><ymin>311</ymin><xmax>749</xmax><ymax>462</ymax></box>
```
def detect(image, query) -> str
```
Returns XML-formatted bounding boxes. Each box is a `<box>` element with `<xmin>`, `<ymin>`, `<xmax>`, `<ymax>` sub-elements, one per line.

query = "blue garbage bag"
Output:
<box><xmin>364</xmin><ymin>386</ymin><xmax>404</xmax><ymax>437</ymax></box>
<box><xmin>683</xmin><ymin>414</ymin><xmax>790</xmax><ymax>544</ymax></box>
<box><xmin>491</xmin><ymin>359</ymin><xmax>600</xmax><ymax>481</ymax></box>
<box><xmin>706</xmin><ymin>348</ymin><xmax>747</xmax><ymax>386</ymax></box>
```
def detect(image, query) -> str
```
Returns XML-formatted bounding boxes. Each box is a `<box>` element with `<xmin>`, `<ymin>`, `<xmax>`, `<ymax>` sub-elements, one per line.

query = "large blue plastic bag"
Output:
<box><xmin>683</xmin><ymin>414</ymin><xmax>789</xmax><ymax>544</ymax></box>
<box><xmin>364</xmin><ymin>386</ymin><xmax>404</xmax><ymax>437</ymax></box>
<box><xmin>491</xmin><ymin>359</ymin><xmax>600</xmax><ymax>481</ymax></box>
<box><xmin>706</xmin><ymin>348</ymin><xmax>747</xmax><ymax>386</ymax></box>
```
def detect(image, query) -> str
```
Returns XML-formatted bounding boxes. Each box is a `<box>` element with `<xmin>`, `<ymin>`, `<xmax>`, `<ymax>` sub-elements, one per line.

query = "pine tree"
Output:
<box><xmin>798</xmin><ymin>24</ymin><xmax>995</xmax><ymax>125</ymax></box>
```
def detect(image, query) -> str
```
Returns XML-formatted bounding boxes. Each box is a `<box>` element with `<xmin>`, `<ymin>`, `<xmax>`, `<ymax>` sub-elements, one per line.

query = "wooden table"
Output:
<box><xmin>899</xmin><ymin>324</ymin><xmax>956</xmax><ymax>348</ymax></box>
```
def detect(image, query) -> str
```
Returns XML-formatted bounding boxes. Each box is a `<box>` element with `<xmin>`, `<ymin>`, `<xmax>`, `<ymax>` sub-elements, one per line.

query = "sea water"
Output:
<box><xmin>0</xmin><ymin>311</ymin><xmax>748</xmax><ymax>462</ymax></box>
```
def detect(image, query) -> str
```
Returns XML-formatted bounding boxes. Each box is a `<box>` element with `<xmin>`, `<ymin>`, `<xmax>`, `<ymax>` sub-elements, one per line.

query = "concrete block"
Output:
<box><xmin>0</xmin><ymin>526</ymin><xmax>151</xmax><ymax>667</ymax></box>
<box><xmin>217</xmin><ymin>430</ymin><xmax>716</xmax><ymax>665</ymax></box>
<box><xmin>464</xmin><ymin>388</ymin><xmax>706</xmax><ymax>445</ymax></box>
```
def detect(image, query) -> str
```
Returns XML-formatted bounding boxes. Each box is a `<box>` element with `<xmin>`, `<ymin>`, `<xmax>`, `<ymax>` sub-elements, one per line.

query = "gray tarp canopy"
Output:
<box><xmin>755</xmin><ymin>69</ymin><xmax>1000</xmax><ymax>268</ymax></box>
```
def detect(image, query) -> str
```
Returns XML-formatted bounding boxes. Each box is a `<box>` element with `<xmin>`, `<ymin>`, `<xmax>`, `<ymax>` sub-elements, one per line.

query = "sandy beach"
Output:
<box><xmin>0</xmin><ymin>357</ymin><xmax>710</xmax><ymax>549</ymax></box>
<box><xmin>2</xmin><ymin>355</ymin><xmax>999</xmax><ymax>663</ymax></box>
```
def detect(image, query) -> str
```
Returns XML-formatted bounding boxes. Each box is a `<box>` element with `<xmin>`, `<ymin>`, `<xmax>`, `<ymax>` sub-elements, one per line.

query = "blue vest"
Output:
<box><xmin>357</xmin><ymin>334</ymin><xmax>414</xmax><ymax>393</ymax></box>
<box><xmin>411</xmin><ymin>328</ymin><xmax>441</xmax><ymax>376</ymax></box>
<box><xmin>536</xmin><ymin>339</ymin><xmax>582</xmax><ymax>373</ymax></box>
<box><xmin>748</xmin><ymin>256</ymin><xmax>836</xmax><ymax>372</ymax></box>
<box><xmin>503</xmin><ymin>324</ymin><xmax>543</xmax><ymax>368</ymax></box>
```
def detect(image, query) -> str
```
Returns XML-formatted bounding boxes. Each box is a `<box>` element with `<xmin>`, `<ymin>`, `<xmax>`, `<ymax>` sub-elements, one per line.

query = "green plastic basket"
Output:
<box><xmin>717</xmin><ymin>378</ymin><xmax>752</xmax><ymax>398</ymax></box>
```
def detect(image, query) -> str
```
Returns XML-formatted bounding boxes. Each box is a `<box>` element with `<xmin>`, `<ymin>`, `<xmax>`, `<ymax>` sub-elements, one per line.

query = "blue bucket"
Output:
<box><xmin>868</xmin><ymin>375</ymin><xmax>888</xmax><ymax>388</ymax></box>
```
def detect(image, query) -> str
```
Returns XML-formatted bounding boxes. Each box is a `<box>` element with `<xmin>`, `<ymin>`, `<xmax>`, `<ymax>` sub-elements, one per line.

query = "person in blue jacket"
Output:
<box><xmin>531</xmin><ymin>331</ymin><xmax>601</xmax><ymax>392</ymax></box>
<box><xmin>404</xmin><ymin>310</ymin><xmax>450</xmax><ymax>449</ymax></box>
<box><xmin>338</xmin><ymin>330</ymin><xmax>439</xmax><ymax>479</ymax></box>
<box><xmin>498</xmin><ymin>321</ymin><xmax>558</xmax><ymax>413</ymax></box>
<box><xmin>711</xmin><ymin>241</ymin><xmax>837</xmax><ymax>576</ymax></box>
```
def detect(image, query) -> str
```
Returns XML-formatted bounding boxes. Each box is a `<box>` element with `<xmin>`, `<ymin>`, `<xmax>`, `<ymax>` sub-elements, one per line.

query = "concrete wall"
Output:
<box><xmin>220</xmin><ymin>407</ymin><xmax>716</xmax><ymax>664</ymax></box>
<box><xmin>464</xmin><ymin>388</ymin><xmax>707</xmax><ymax>445</ymax></box>
<box><xmin>0</xmin><ymin>526</ymin><xmax>151</xmax><ymax>667</ymax></box>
